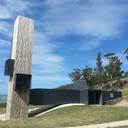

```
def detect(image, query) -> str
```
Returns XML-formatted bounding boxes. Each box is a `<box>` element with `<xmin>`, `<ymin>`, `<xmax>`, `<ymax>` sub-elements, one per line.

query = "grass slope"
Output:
<box><xmin>1</xmin><ymin>106</ymin><xmax>128</xmax><ymax>128</ymax></box>
<box><xmin>122</xmin><ymin>89</ymin><xmax>128</xmax><ymax>101</ymax></box>
<box><xmin>105</xmin><ymin>89</ymin><xmax>128</xmax><ymax>105</ymax></box>
<box><xmin>0</xmin><ymin>101</ymin><xmax>6</xmax><ymax>114</ymax></box>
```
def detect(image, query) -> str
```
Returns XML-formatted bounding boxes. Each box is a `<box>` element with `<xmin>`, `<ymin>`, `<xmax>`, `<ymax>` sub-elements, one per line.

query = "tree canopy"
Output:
<box><xmin>69</xmin><ymin>49</ymin><xmax>128</xmax><ymax>90</ymax></box>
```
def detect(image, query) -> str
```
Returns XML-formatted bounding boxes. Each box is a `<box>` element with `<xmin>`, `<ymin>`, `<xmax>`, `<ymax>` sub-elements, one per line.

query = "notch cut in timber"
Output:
<box><xmin>6</xmin><ymin>16</ymin><xmax>34</xmax><ymax>120</ymax></box>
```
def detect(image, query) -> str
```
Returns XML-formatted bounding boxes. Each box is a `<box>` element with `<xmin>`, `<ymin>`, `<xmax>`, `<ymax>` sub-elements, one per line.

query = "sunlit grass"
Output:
<box><xmin>0</xmin><ymin>106</ymin><xmax>128</xmax><ymax>128</ymax></box>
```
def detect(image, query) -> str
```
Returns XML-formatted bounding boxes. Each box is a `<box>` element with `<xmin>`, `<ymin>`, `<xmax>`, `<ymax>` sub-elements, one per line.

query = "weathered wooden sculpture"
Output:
<box><xmin>4</xmin><ymin>16</ymin><xmax>34</xmax><ymax>120</ymax></box>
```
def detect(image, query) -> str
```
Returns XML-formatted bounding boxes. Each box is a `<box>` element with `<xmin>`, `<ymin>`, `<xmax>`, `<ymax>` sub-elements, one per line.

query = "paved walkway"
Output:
<box><xmin>65</xmin><ymin>120</ymin><xmax>128</xmax><ymax>128</ymax></box>
<box><xmin>0</xmin><ymin>114</ymin><xmax>6</xmax><ymax>121</ymax></box>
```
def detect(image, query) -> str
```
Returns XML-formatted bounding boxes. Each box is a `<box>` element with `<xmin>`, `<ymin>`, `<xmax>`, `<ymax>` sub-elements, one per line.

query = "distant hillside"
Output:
<box><xmin>57</xmin><ymin>83</ymin><xmax>73</xmax><ymax>90</ymax></box>
<box><xmin>57</xmin><ymin>77</ymin><xmax>128</xmax><ymax>91</ymax></box>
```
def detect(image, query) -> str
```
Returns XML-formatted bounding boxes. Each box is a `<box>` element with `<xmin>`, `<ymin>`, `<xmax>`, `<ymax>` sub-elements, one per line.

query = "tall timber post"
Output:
<box><xmin>4</xmin><ymin>16</ymin><xmax>34</xmax><ymax>120</ymax></box>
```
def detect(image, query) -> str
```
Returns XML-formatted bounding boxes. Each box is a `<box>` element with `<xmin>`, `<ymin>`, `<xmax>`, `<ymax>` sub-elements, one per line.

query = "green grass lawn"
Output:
<box><xmin>1</xmin><ymin>105</ymin><xmax>128</xmax><ymax>128</ymax></box>
<box><xmin>0</xmin><ymin>107</ymin><xmax>5</xmax><ymax>114</ymax></box>
<box><xmin>0</xmin><ymin>101</ymin><xmax>6</xmax><ymax>114</ymax></box>
<box><xmin>122</xmin><ymin>89</ymin><xmax>128</xmax><ymax>101</ymax></box>
<box><xmin>0</xmin><ymin>101</ymin><xmax>49</xmax><ymax>114</ymax></box>
<box><xmin>105</xmin><ymin>88</ymin><xmax>128</xmax><ymax>105</ymax></box>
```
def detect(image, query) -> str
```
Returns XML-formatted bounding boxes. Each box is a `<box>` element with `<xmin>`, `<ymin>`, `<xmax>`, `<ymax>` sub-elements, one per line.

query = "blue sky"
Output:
<box><xmin>0</xmin><ymin>0</ymin><xmax>128</xmax><ymax>94</ymax></box>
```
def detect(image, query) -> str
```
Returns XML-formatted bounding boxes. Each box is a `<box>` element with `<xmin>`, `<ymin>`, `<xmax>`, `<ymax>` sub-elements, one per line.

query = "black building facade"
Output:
<box><xmin>29</xmin><ymin>80</ymin><xmax>122</xmax><ymax>105</ymax></box>
<box><xmin>30</xmin><ymin>80</ymin><xmax>88</xmax><ymax>105</ymax></box>
<box><xmin>29</xmin><ymin>89</ymin><xmax>88</xmax><ymax>105</ymax></box>
<box><xmin>29</xmin><ymin>89</ymin><xmax>121</xmax><ymax>105</ymax></box>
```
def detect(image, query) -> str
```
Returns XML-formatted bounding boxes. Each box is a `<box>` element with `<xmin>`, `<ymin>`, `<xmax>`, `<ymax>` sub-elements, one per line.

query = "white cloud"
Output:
<box><xmin>0</xmin><ymin>5</ymin><xmax>12</xmax><ymax>19</ymax></box>
<box><xmin>31</xmin><ymin>31</ymin><xmax>68</xmax><ymax>84</ymax></box>
<box><xmin>0</xmin><ymin>0</ymin><xmax>36</xmax><ymax>20</ymax></box>
<box><xmin>0</xmin><ymin>21</ymin><xmax>12</xmax><ymax>36</ymax></box>
<box><xmin>5</xmin><ymin>0</ymin><xmax>29</xmax><ymax>13</ymax></box>
<box><xmin>43</xmin><ymin>0</ymin><xmax>127</xmax><ymax>37</ymax></box>
<box><xmin>39</xmin><ymin>0</ymin><xmax>128</xmax><ymax>50</ymax></box>
<box><xmin>33</xmin><ymin>75</ymin><xmax>68</xmax><ymax>82</ymax></box>
<box><xmin>0</xmin><ymin>39</ymin><xmax>10</xmax><ymax>47</ymax></box>
<box><xmin>0</xmin><ymin>40</ymin><xmax>11</xmax><ymax>56</ymax></box>
<box><xmin>79</xmin><ymin>39</ymin><xmax>101</xmax><ymax>51</ymax></box>
<box><xmin>0</xmin><ymin>0</ymin><xmax>33</xmax><ymax>37</ymax></box>
<box><xmin>32</xmin><ymin>32</ymin><xmax>65</xmax><ymax>74</ymax></box>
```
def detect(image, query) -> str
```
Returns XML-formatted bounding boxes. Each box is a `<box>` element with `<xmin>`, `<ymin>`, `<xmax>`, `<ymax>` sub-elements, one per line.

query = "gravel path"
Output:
<box><xmin>114</xmin><ymin>100</ymin><xmax>128</xmax><ymax>107</ymax></box>
<box><xmin>65</xmin><ymin>120</ymin><xmax>128</xmax><ymax>128</ymax></box>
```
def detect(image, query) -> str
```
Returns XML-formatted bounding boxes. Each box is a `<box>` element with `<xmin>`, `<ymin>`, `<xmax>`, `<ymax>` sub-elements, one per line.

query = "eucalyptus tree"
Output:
<box><xmin>69</xmin><ymin>68</ymin><xmax>81</xmax><ymax>81</ymax></box>
<box><xmin>82</xmin><ymin>66</ymin><xmax>92</xmax><ymax>85</ymax></box>
<box><xmin>124</xmin><ymin>48</ymin><xmax>128</xmax><ymax>61</ymax></box>
<box><xmin>104</xmin><ymin>53</ymin><xmax>123</xmax><ymax>89</ymax></box>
